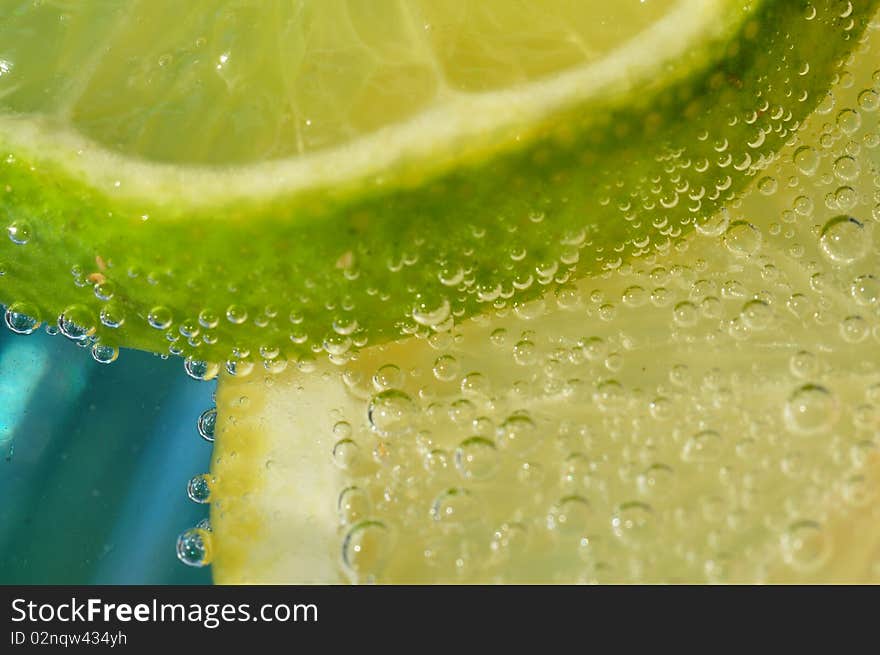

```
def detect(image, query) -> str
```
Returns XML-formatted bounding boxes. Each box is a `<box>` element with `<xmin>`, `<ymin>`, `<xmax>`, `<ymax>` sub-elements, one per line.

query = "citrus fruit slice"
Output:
<box><xmin>209</xmin><ymin>13</ymin><xmax>880</xmax><ymax>582</ymax></box>
<box><xmin>0</xmin><ymin>1</ymin><xmax>874</xmax><ymax>368</ymax></box>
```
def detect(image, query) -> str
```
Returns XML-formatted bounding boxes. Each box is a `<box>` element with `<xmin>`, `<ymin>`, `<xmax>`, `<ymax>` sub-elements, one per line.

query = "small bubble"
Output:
<box><xmin>184</xmin><ymin>358</ymin><xmax>220</xmax><ymax>381</ymax></box>
<box><xmin>513</xmin><ymin>339</ymin><xmax>536</xmax><ymax>366</ymax></box>
<box><xmin>694</xmin><ymin>209</ymin><xmax>730</xmax><ymax>237</ymax></box>
<box><xmin>91</xmin><ymin>343</ymin><xmax>119</xmax><ymax>364</ymax></box>
<box><xmin>372</xmin><ymin>364</ymin><xmax>403</xmax><ymax>390</ymax></box>
<box><xmin>851</xmin><ymin>275</ymin><xmax>879</xmax><ymax>306</ymax></box>
<box><xmin>836</xmin><ymin>108</ymin><xmax>861</xmax><ymax>134</ymax></box>
<box><xmin>148</xmin><ymin>306</ymin><xmax>173</xmax><ymax>330</ymax></box>
<box><xmin>672</xmin><ymin>301</ymin><xmax>699</xmax><ymax>327</ymax></box>
<box><xmin>333</xmin><ymin>421</ymin><xmax>352</xmax><ymax>438</ymax></box>
<box><xmin>857</xmin><ymin>89</ymin><xmax>879</xmax><ymax>112</ymax></box>
<box><xmin>7</xmin><ymin>220</ymin><xmax>32</xmax><ymax>245</ymax></box>
<box><xmin>432</xmin><ymin>354</ymin><xmax>460</xmax><ymax>382</ymax></box>
<box><xmin>186</xmin><ymin>474</ymin><xmax>212</xmax><ymax>503</ymax></box>
<box><xmin>4</xmin><ymin>302</ymin><xmax>40</xmax><ymax>334</ymax></box>
<box><xmin>99</xmin><ymin>301</ymin><xmax>125</xmax><ymax>328</ymax></box>
<box><xmin>58</xmin><ymin>305</ymin><xmax>96</xmax><ymax>341</ymax></box>
<box><xmin>723</xmin><ymin>221</ymin><xmax>762</xmax><ymax>257</ymax></box>
<box><xmin>430</xmin><ymin>488</ymin><xmax>482</xmax><ymax>525</ymax></box>
<box><xmin>498</xmin><ymin>413</ymin><xmax>538</xmax><ymax>454</ymax></box>
<box><xmin>781</xmin><ymin>520</ymin><xmax>830</xmax><ymax>572</ymax></box>
<box><xmin>833</xmin><ymin>155</ymin><xmax>860</xmax><ymax>181</ymax></box>
<box><xmin>489</xmin><ymin>328</ymin><xmax>507</xmax><ymax>347</ymax></box>
<box><xmin>198</xmin><ymin>309</ymin><xmax>219</xmax><ymax>329</ymax></box>
<box><xmin>637</xmin><ymin>464</ymin><xmax>675</xmax><ymax>499</ymax></box>
<box><xmin>342</xmin><ymin>520</ymin><xmax>391</xmax><ymax>582</ymax></box>
<box><xmin>757</xmin><ymin>176</ymin><xmax>778</xmax><ymax>195</ymax></box>
<box><xmin>454</xmin><ymin>436</ymin><xmax>499</xmax><ymax>480</ymax></box>
<box><xmin>338</xmin><ymin>486</ymin><xmax>370</xmax><ymax>525</ymax></box>
<box><xmin>547</xmin><ymin>495</ymin><xmax>592</xmax><ymax>533</ymax></box>
<box><xmin>740</xmin><ymin>299</ymin><xmax>773</xmax><ymax>330</ymax></box>
<box><xmin>611</xmin><ymin>502</ymin><xmax>655</xmax><ymax>545</ymax></box>
<box><xmin>226</xmin><ymin>304</ymin><xmax>248</xmax><ymax>324</ymax></box>
<box><xmin>460</xmin><ymin>372</ymin><xmax>490</xmax><ymax>396</ymax></box>
<box><xmin>793</xmin><ymin>146</ymin><xmax>820</xmax><ymax>176</ymax></box>
<box><xmin>332</xmin><ymin>439</ymin><xmax>361</xmax><ymax>470</ymax></box>
<box><xmin>789</xmin><ymin>351</ymin><xmax>818</xmax><ymax>379</ymax></box>
<box><xmin>197</xmin><ymin>407</ymin><xmax>217</xmax><ymax>442</ymax></box>
<box><xmin>176</xmin><ymin>527</ymin><xmax>212</xmax><ymax>567</ymax></box>
<box><xmin>784</xmin><ymin>384</ymin><xmax>839</xmax><ymax>435</ymax></box>
<box><xmin>367</xmin><ymin>389</ymin><xmax>415</xmax><ymax>436</ymax></box>
<box><xmin>840</xmin><ymin>315</ymin><xmax>869</xmax><ymax>343</ymax></box>
<box><xmin>818</xmin><ymin>215</ymin><xmax>868</xmax><ymax>263</ymax></box>
<box><xmin>412</xmin><ymin>296</ymin><xmax>451</xmax><ymax>327</ymax></box>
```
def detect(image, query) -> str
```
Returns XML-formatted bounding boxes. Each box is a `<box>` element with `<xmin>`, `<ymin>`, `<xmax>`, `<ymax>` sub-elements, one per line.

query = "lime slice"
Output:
<box><xmin>0</xmin><ymin>1</ymin><xmax>874</xmax><ymax>365</ymax></box>
<box><xmin>208</xmin><ymin>19</ymin><xmax>880</xmax><ymax>582</ymax></box>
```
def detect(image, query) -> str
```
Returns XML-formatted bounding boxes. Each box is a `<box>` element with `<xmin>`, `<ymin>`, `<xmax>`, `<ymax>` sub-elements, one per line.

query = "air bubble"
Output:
<box><xmin>611</xmin><ymin>502</ymin><xmax>655</xmax><ymax>545</ymax></box>
<box><xmin>7</xmin><ymin>220</ymin><xmax>31</xmax><ymax>245</ymax></box>
<box><xmin>781</xmin><ymin>520</ymin><xmax>830</xmax><ymax>571</ymax></box>
<box><xmin>176</xmin><ymin>527</ymin><xmax>212</xmax><ymax>567</ymax></box>
<box><xmin>851</xmin><ymin>275</ymin><xmax>879</xmax><ymax>305</ymax></box>
<box><xmin>431</xmin><ymin>488</ymin><xmax>482</xmax><ymax>525</ymax></box>
<box><xmin>498</xmin><ymin>413</ymin><xmax>538</xmax><ymax>453</ymax></box>
<box><xmin>723</xmin><ymin>221</ymin><xmax>762</xmax><ymax>257</ymax></box>
<box><xmin>784</xmin><ymin>384</ymin><xmax>839</xmax><ymax>435</ymax></box>
<box><xmin>547</xmin><ymin>495</ymin><xmax>592</xmax><ymax>533</ymax></box>
<box><xmin>226</xmin><ymin>305</ymin><xmax>248</xmax><ymax>324</ymax></box>
<box><xmin>184</xmin><ymin>358</ymin><xmax>220</xmax><ymax>381</ymax></box>
<box><xmin>412</xmin><ymin>297</ymin><xmax>451</xmax><ymax>327</ymax></box>
<box><xmin>367</xmin><ymin>389</ymin><xmax>415</xmax><ymax>436</ymax></box>
<box><xmin>372</xmin><ymin>364</ymin><xmax>403</xmax><ymax>390</ymax></box>
<box><xmin>197</xmin><ymin>407</ymin><xmax>217</xmax><ymax>442</ymax></box>
<box><xmin>342</xmin><ymin>520</ymin><xmax>391</xmax><ymax>582</ymax></box>
<box><xmin>4</xmin><ymin>302</ymin><xmax>40</xmax><ymax>334</ymax></box>
<box><xmin>91</xmin><ymin>343</ymin><xmax>119</xmax><ymax>364</ymax></box>
<box><xmin>836</xmin><ymin>108</ymin><xmax>861</xmax><ymax>134</ymax></box>
<box><xmin>187</xmin><ymin>474</ymin><xmax>212</xmax><ymax>503</ymax></box>
<box><xmin>432</xmin><ymin>355</ymin><xmax>460</xmax><ymax>382</ymax></box>
<box><xmin>99</xmin><ymin>302</ymin><xmax>125</xmax><ymax>328</ymax></box>
<box><xmin>58</xmin><ymin>305</ymin><xmax>96</xmax><ymax>341</ymax></box>
<box><xmin>818</xmin><ymin>215</ymin><xmax>868</xmax><ymax>263</ymax></box>
<box><xmin>454</xmin><ymin>436</ymin><xmax>499</xmax><ymax>480</ymax></box>
<box><xmin>148</xmin><ymin>306</ymin><xmax>173</xmax><ymax>330</ymax></box>
<box><xmin>789</xmin><ymin>351</ymin><xmax>818</xmax><ymax>379</ymax></box>
<box><xmin>793</xmin><ymin>146</ymin><xmax>820</xmax><ymax>175</ymax></box>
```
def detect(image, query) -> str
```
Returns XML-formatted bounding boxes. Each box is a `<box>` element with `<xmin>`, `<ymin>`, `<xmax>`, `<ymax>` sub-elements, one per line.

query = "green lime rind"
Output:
<box><xmin>0</xmin><ymin>1</ymin><xmax>875</xmax><ymax>365</ymax></box>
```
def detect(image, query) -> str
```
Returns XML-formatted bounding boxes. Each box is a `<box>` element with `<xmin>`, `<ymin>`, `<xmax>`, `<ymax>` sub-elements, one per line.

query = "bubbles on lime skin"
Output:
<box><xmin>6</xmin><ymin>219</ymin><xmax>32</xmax><ymax>245</ymax></box>
<box><xmin>4</xmin><ymin>301</ymin><xmax>41</xmax><ymax>334</ymax></box>
<box><xmin>176</xmin><ymin>527</ymin><xmax>213</xmax><ymax>567</ymax></box>
<box><xmin>184</xmin><ymin>357</ymin><xmax>220</xmax><ymax>381</ymax></box>
<box><xmin>57</xmin><ymin>305</ymin><xmax>97</xmax><ymax>341</ymax></box>
<box><xmin>147</xmin><ymin>305</ymin><xmax>173</xmax><ymax>330</ymax></box>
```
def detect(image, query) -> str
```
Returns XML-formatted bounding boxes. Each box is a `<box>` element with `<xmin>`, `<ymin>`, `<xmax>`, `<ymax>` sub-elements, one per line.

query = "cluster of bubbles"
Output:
<box><xmin>175</xmin><ymin>395</ymin><xmax>218</xmax><ymax>567</ymax></box>
<box><xmin>306</xmin><ymin>52</ymin><xmax>880</xmax><ymax>583</ymax></box>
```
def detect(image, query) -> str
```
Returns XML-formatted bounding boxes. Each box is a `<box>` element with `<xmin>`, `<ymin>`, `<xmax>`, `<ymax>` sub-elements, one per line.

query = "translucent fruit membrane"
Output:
<box><xmin>208</xmin><ymin>18</ymin><xmax>880</xmax><ymax>584</ymax></box>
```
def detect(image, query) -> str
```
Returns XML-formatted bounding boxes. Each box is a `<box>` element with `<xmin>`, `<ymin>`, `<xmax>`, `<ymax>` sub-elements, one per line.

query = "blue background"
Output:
<box><xmin>0</xmin><ymin>325</ymin><xmax>215</xmax><ymax>584</ymax></box>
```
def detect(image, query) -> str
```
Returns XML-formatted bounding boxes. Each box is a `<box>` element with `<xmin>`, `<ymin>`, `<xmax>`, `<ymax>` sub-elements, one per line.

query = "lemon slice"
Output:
<box><xmin>212</xmin><ymin>227</ymin><xmax>880</xmax><ymax>583</ymax></box>
<box><xmin>0</xmin><ymin>1</ymin><xmax>873</xmax><ymax>364</ymax></box>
